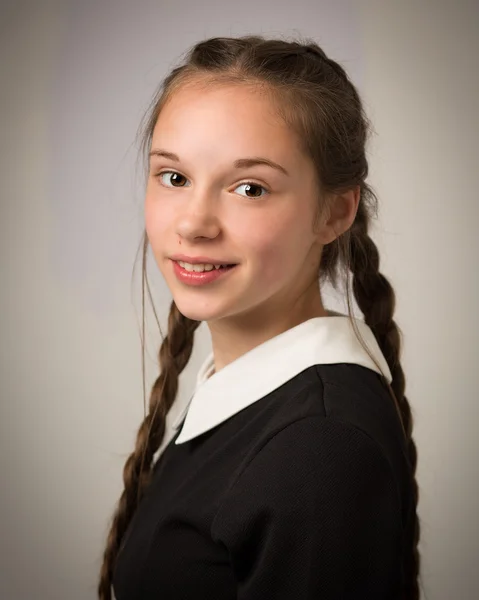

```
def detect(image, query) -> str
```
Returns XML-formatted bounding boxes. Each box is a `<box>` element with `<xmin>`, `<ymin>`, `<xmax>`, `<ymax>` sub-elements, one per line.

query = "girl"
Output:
<box><xmin>98</xmin><ymin>35</ymin><xmax>421</xmax><ymax>599</ymax></box>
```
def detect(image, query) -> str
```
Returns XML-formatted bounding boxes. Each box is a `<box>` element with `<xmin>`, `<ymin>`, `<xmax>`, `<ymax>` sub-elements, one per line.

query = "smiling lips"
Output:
<box><xmin>172</xmin><ymin>259</ymin><xmax>237</xmax><ymax>286</ymax></box>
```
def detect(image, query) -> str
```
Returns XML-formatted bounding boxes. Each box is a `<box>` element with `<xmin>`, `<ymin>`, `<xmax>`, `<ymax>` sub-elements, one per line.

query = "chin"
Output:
<box><xmin>171</xmin><ymin>300</ymin><xmax>225</xmax><ymax>323</ymax></box>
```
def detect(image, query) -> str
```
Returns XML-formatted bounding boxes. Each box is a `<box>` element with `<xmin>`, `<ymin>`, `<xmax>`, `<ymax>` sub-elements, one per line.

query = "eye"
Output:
<box><xmin>234</xmin><ymin>182</ymin><xmax>269</xmax><ymax>199</ymax></box>
<box><xmin>156</xmin><ymin>171</ymin><xmax>191</xmax><ymax>188</ymax></box>
<box><xmin>155</xmin><ymin>170</ymin><xmax>269</xmax><ymax>199</ymax></box>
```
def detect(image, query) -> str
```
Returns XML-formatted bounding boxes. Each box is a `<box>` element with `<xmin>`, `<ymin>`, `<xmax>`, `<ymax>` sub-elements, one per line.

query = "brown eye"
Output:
<box><xmin>157</xmin><ymin>171</ymin><xmax>190</xmax><ymax>188</ymax></box>
<box><xmin>234</xmin><ymin>182</ymin><xmax>269</xmax><ymax>199</ymax></box>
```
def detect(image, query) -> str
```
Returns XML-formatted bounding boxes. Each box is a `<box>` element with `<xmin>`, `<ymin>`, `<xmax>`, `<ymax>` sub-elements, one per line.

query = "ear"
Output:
<box><xmin>315</xmin><ymin>186</ymin><xmax>360</xmax><ymax>245</ymax></box>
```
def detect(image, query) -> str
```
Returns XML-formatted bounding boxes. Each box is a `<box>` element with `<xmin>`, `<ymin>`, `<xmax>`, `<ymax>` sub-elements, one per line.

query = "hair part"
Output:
<box><xmin>98</xmin><ymin>34</ymin><xmax>423</xmax><ymax>600</ymax></box>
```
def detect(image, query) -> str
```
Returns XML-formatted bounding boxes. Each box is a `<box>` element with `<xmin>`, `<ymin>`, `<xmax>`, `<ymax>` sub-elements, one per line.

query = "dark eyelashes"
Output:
<box><xmin>154</xmin><ymin>170</ymin><xmax>270</xmax><ymax>197</ymax></box>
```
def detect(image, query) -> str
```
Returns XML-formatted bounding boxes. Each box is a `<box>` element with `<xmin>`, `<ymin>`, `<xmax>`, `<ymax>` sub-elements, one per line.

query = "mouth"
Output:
<box><xmin>171</xmin><ymin>259</ymin><xmax>238</xmax><ymax>286</ymax></box>
<box><xmin>173</xmin><ymin>260</ymin><xmax>237</xmax><ymax>269</ymax></box>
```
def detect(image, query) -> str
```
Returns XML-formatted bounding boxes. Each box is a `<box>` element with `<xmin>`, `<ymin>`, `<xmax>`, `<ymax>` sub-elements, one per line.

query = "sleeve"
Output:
<box><xmin>211</xmin><ymin>416</ymin><xmax>404</xmax><ymax>599</ymax></box>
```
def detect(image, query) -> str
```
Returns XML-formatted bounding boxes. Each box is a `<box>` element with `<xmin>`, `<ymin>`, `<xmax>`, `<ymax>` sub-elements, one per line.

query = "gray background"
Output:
<box><xmin>1</xmin><ymin>0</ymin><xmax>478</xmax><ymax>598</ymax></box>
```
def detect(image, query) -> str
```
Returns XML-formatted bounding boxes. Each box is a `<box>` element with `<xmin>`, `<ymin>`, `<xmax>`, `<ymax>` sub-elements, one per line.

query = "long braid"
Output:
<box><xmin>98</xmin><ymin>294</ymin><xmax>200</xmax><ymax>600</ymax></box>
<box><xmin>345</xmin><ymin>197</ymin><xmax>421</xmax><ymax>599</ymax></box>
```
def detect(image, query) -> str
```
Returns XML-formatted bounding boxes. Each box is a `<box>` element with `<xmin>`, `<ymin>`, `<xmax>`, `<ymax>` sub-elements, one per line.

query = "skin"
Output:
<box><xmin>145</xmin><ymin>82</ymin><xmax>359</xmax><ymax>373</ymax></box>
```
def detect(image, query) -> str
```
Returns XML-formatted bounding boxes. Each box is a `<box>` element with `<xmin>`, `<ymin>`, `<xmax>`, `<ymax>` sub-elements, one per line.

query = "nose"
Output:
<box><xmin>175</xmin><ymin>187</ymin><xmax>221</xmax><ymax>241</ymax></box>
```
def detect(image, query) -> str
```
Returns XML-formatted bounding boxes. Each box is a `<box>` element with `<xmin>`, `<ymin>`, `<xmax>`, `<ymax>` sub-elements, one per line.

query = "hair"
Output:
<box><xmin>98</xmin><ymin>35</ymin><xmax>423</xmax><ymax>599</ymax></box>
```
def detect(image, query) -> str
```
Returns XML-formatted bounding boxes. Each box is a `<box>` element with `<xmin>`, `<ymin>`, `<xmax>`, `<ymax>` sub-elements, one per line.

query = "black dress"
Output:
<box><xmin>112</xmin><ymin>315</ymin><xmax>413</xmax><ymax>599</ymax></box>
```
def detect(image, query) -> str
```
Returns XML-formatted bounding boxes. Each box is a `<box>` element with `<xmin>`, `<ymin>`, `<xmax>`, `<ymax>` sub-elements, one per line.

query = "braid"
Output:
<box><xmin>98</xmin><ymin>296</ymin><xmax>200</xmax><ymax>600</ymax></box>
<box><xmin>346</xmin><ymin>197</ymin><xmax>421</xmax><ymax>599</ymax></box>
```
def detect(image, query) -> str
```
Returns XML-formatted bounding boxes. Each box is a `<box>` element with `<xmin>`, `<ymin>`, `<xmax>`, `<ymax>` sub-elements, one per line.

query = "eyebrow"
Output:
<box><xmin>148</xmin><ymin>149</ymin><xmax>289</xmax><ymax>176</ymax></box>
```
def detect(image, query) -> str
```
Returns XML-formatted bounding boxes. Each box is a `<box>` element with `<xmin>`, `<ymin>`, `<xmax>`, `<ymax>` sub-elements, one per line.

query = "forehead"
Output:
<box><xmin>159</xmin><ymin>81</ymin><xmax>280</xmax><ymax>120</ymax></box>
<box><xmin>152</xmin><ymin>83</ymin><xmax>299</xmax><ymax>155</ymax></box>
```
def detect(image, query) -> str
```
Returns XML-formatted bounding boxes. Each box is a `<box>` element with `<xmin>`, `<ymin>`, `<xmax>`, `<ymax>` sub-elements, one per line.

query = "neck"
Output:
<box><xmin>206</xmin><ymin>299</ymin><xmax>332</xmax><ymax>375</ymax></box>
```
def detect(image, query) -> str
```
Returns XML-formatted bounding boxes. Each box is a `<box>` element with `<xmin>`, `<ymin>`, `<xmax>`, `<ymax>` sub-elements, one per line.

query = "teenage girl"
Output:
<box><xmin>98</xmin><ymin>35</ymin><xmax>422</xmax><ymax>600</ymax></box>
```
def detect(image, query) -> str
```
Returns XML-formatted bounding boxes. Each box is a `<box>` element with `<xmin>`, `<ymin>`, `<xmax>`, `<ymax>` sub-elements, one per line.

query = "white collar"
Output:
<box><xmin>173</xmin><ymin>313</ymin><xmax>392</xmax><ymax>444</ymax></box>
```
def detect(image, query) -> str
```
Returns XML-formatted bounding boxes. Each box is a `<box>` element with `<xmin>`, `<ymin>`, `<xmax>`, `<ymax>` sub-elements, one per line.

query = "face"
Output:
<box><xmin>145</xmin><ymin>82</ymin><xmax>326</xmax><ymax>328</ymax></box>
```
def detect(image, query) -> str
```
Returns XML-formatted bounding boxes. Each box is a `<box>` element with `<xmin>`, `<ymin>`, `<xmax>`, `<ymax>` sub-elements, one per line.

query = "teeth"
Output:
<box><xmin>178</xmin><ymin>260</ymin><xmax>227</xmax><ymax>272</ymax></box>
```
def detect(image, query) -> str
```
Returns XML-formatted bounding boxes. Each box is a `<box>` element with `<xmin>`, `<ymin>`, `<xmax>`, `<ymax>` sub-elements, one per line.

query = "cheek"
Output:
<box><xmin>144</xmin><ymin>193</ymin><xmax>170</xmax><ymax>247</ymax></box>
<box><xmin>240</xmin><ymin>216</ymin><xmax>303</xmax><ymax>285</ymax></box>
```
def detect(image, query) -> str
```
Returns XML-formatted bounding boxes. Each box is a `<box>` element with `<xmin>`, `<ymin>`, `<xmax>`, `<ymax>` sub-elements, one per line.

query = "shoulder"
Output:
<box><xmin>211</xmin><ymin>415</ymin><xmax>406</xmax><ymax>597</ymax></box>
<box><xmin>216</xmin><ymin>415</ymin><xmax>400</xmax><ymax>518</ymax></box>
<box><xmin>258</xmin><ymin>414</ymin><xmax>394</xmax><ymax>479</ymax></box>
<box><xmin>261</xmin><ymin>364</ymin><xmax>402</xmax><ymax>474</ymax></box>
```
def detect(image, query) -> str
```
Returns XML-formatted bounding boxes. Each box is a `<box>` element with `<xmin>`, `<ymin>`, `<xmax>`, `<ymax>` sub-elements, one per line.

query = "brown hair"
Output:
<box><xmin>98</xmin><ymin>35</ymin><xmax>422</xmax><ymax>599</ymax></box>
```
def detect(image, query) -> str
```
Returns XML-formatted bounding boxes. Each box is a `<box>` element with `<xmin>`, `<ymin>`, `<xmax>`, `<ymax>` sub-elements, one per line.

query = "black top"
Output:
<box><xmin>112</xmin><ymin>362</ymin><xmax>413</xmax><ymax>599</ymax></box>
